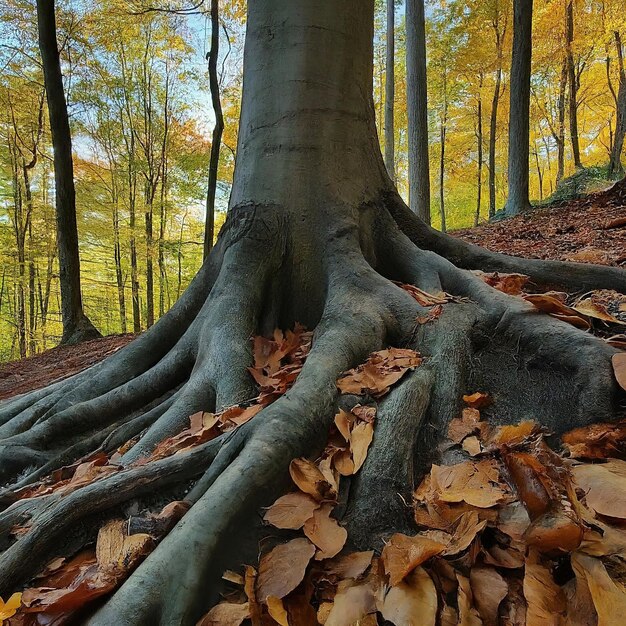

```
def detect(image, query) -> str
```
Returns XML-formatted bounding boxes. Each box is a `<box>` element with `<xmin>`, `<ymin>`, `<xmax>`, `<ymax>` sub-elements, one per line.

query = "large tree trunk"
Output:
<box><xmin>566</xmin><ymin>0</ymin><xmax>583</xmax><ymax>170</ymax></box>
<box><xmin>406</xmin><ymin>0</ymin><xmax>431</xmax><ymax>222</ymax></box>
<box><xmin>1</xmin><ymin>2</ymin><xmax>624</xmax><ymax>624</ymax></box>
<box><xmin>505</xmin><ymin>0</ymin><xmax>533</xmax><ymax>216</ymax></box>
<box><xmin>36</xmin><ymin>0</ymin><xmax>100</xmax><ymax>345</ymax></box>
<box><xmin>609</xmin><ymin>31</ymin><xmax>626</xmax><ymax>178</ymax></box>
<box><xmin>384</xmin><ymin>0</ymin><xmax>395</xmax><ymax>181</ymax></box>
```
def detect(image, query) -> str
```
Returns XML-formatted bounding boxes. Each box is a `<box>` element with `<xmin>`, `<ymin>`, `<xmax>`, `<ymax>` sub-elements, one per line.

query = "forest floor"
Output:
<box><xmin>1</xmin><ymin>177</ymin><xmax>624</xmax><ymax>401</ymax></box>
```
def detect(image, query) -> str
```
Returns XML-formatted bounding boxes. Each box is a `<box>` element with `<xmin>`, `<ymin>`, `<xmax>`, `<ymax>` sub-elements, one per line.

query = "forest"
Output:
<box><xmin>1</xmin><ymin>0</ymin><xmax>625</xmax><ymax>360</ymax></box>
<box><xmin>0</xmin><ymin>0</ymin><xmax>625</xmax><ymax>624</ymax></box>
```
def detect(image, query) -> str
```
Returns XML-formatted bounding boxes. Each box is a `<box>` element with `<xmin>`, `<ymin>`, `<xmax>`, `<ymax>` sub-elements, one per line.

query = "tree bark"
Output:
<box><xmin>566</xmin><ymin>0</ymin><xmax>582</xmax><ymax>170</ymax></box>
<box><xmin>203</xmin><ymin>0</ymin><xmax>224</xmax><ymax>259</ymax></box>
<box><xmin>36</xmin><ymin>0</ymin><xmax>100</xmax><ymax>345</ymax></box>
<box><xmin>505</xmin><ymin>0</ymin><xmax>533</xmax><ymax>216</ymax></box>
<box><xmin>384</xmin><ymin>0</ymin><xmax>395</xmax><ymax>181</ymax></box>
<box><xmin>475</xmin><ymin>73</ymin><xmax>484</xmax><ymax>226</ymax></box>
<box><xmin>439</xmin><ymin>76</ymin><xmax>448</xmax><ymax>233</ymax></box>
<box><xmin>406</xmin><ymin>0</ymin><xmax>431</xmax><ymax>222</ymax></box>
<box><xmin>556</xmin><ymin>58</ymin><xmax>567</xmax><ymax>184</ymax></box>
<box><xmin>609</xmin><ymin>31</ymin><xmax>625</xmax><ymax>178</ymax></box>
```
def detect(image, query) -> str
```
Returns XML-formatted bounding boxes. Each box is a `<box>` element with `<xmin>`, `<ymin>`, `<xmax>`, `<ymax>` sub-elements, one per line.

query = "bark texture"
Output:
<box><xmin>384</xmin><ymin>0</ymin><xmax>395</xmax><ymax>181</ymax></box>
<box><xmin>505</xmin><ymin>0</ymin><xmax>533</xmax><ymax>216</ymax></box>
<box><xmin>36</xmin><ymin>0</ymin><xmax>100</xmax><ymax>345</ymax></box>
<box><xmin>1</xmin><ymin>2</ymin><xmax>624</xmax><ymax>624</ymax></box>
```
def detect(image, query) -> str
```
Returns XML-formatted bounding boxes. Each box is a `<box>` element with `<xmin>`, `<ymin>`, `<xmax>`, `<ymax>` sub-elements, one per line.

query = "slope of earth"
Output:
<box><xmin>0</xmin><ymin>334</ymin><xmax>136</xmax><ymax>401</ymax></box>
<box><xmin>454</xmin><ymin>177</ymin><xmax>626</xmax><ymax>268</ymax></box>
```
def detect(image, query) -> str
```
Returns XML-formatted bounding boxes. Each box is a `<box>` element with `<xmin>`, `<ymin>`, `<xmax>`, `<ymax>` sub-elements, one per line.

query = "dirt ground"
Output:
<box><xmin>1</xmin><ymin>178</ymin><xmax>624</xmax><ymax>401</ymax></box>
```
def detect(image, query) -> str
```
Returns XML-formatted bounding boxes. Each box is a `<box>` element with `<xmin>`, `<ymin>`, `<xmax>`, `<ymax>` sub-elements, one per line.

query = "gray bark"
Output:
<box><xmin>384</xmin><ymin>0</ymin><xmax>395</xmax><ymax>181</ymax></box>
<box><xmin>406</xmin><ymin>0</ymin><xmax>431</xmax><ymax>222</ymax></box>
<box><xmin>505</xmin><ymin>0</ymin><xmax>533</xmax><ymax>216</ymax></box>
<box><xmin>566</xmin><ymin>0</ymin><xmax>583</xmax><ymax>169</ymax></box>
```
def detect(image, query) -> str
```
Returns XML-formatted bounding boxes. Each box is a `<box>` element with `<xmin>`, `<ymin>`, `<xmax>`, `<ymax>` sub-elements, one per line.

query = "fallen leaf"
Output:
<box><xmin>351</xmin><ymin>421</ymin><xmax>374</xmax><ymax>472</ymax></box>
<box><xmin>0</xmin><ymin>593</ymin><xmax>22</xmax><ymax>621</ymax></box>
<box><xmin>381</xmin><ymin>567</ymin><xmax>437</xmax><ymax>626</ymax></box>
<box><xmin>613</xmin><ymin>353</ymin><xmax>626</xmax><ymax>392</ymax></box>
<box><xmin>256</xmin><ymin>538</ymin><xmax>316</xmax><ymax>602</ymax></box>
<box><xmin>573</xmin><ymin>460</ymin><xmax>626</xmax><ymax>520</ymax></box>
<box><xmin>562</xmin><ymin>421</ymin><xmax>626</xmax><ymax>459</ymax></box>
<box><xmin>96</xmin><ymin>519</ymin><xmax>154</xmax><ymax>572</ymax></box>
<box><xmin>463</xmin><ymin>392</ymin><xmax>491</xmax><ymax>408</ymax></box>
<box><xmin>264</xmin><ymin>492</ymin><xmax>320</xmax><ymax>529</ymax></box>
<box><xmin>448</xmin><ymin>408</ymin><xmax>483</xmax><ymax>444</ymax></box>
<box><xmin>289</xmin><ymin>458</ymin><xmax>335</xmax><ymax>501</ymax></box>
<box><xmin>381</xmin><ymin>533</ymin><xmax>447</xmax><ymax>586</ymax></box>
<box><xmin>474</xmin><ymin>271</ymin><xmax>529</xmax><ymax>295</ymax></box>
<box><xmin>571</xmin><ymin>553</ymin><xmax>626</xmax><ymax>626</ymax></box>
<box><xmin>457</xmin><ymin>573</ymin><xmax>483</xmax><ymax>625</ymax></box>
<box><xmin>325</xmin><ymin>551</ymin><xmax>374</xmax><ymax>580</ymax></box>
<box><xmin>463</xmin><ymin>436</ymin><xmax>482</xmax><ymax>456</ymax></box>
<box><xmin>197</xmin><ymin>602</ymin><xmax>250</xmax><ymax>626</ymax></box>
<box><xmin>470</xmin><ymin>567</ymin><xmax>508</xmax><ymax>626</ymax></box>
<box><xmin>266</xmin><ymin>596</ymin><xmax>289</xmax><ymax>625</ymax></box>
<box><xmin>324</xmin><ymin>579</ymin><xmax>378</xmax><ymax>626</ymax></box>
<box><xmin>523</xmin><ymin>294</ymin><xmax>591</xmax><ymax>329</ymax></box>
<box><xmin>303</xmin><ymin>504</ymin><xmax>347</xmax><ymax>560</ymax></box>
<box><xmin>523</xmin><ymin>549</ymin><xmax>566</xmax><ymax>625</ymax></box>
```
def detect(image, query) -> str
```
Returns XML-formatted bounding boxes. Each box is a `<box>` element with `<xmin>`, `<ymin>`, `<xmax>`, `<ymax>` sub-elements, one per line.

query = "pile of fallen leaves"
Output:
<box><xmin>202</xmin><ymin>387</ymin><xmax>626</xmax><ymax>626</ymax></box>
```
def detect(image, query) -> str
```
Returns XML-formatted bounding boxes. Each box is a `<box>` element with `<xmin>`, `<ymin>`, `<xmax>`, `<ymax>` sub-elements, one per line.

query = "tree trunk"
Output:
<box><xmin>439</xmin><ymin>81</ymin><xmax>448</xmax><ymax>233</ymax></box>
<box><xmin>1</xmin><ymin>3</ymin><xmax>624</xmax><ymax>624</ymax></box>
<box><xmin>36</xmin><ymin>0</ymin><xmax>100</xmax><ymax>345</ymax></box>
<box><xmin>609</xmin><ymin>31</ymin><xmax>626</xmax><ymax>178</ymax></box>
<box><xmin>203</xmin><ymin>0</ymin><xmax>224</xmax><ymax>259</ymax></box>
<box><xmin>475</xmin><ymin>73</ymin><xmax>484</xmax><ymax>227</ymax></box>
<box><xmin>384</xmin><ymin>0</ymin><xmax>395</xmax><ymax>181</ymax></box>
<box><xmin>556</xmin><ymin>58</ymin><xmax>567</xmax><ymax>185</ymax></box>
<box><xmin>406</xmin><ymin>0</ymin><xmax>431</xmax><ymax>222</ymax></box>
<box><xmin>505</xmin><ymin>0</ymin><xmax>533</xmax><ymax>216</ymax></box>
<box><xmin>566</xmin><ymin>0</ymin><xmax>582</xmax><ymax>170</ymax></box>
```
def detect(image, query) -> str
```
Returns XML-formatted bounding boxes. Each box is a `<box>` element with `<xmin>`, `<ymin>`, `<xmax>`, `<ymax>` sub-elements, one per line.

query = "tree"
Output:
<box><xmin>608</xmin><ymin>30</ymin><xmax>625</xmax><ymax>177</ymax></box>
<box><xmin>406</xmin><ymin>0</ymin><xmax>431</xmax><ymax>222</ymax></box>
<box><xmin>384</xmin><ymin>0</ymin><xmax>395</xmax><ymax>181</ymax></box>
<box><xmin>1</xmin><ymin>1</ymin><xmax>625</xmax><ymax>622</ymax></box>
<box><xmin>505</xmin><ymin>0</ymin><xmax>533</xmax><ymax>216</ymax></box>
<box><xmin>35</xmin><ymin>0</ymin><xmax>100</xmax><ymax>343</ymax></box>
<box><xmin>566</xmin><ymin>0</ymin><xmax>583</xmax><ymax>169</ymax></box>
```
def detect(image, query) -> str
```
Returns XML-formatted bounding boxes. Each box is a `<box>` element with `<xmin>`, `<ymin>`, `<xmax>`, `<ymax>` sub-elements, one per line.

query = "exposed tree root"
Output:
<box><xmin>0</xmin><ymin>196</ymin><xmax>623</xmax><ymax>624</ymax></box>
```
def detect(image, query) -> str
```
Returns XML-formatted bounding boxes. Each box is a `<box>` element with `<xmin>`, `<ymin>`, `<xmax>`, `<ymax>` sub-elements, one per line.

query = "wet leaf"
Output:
<box><xmin>256</xmin><ymin>538</ymin><xmax>316</xmax><ymax>602</ymax></box>
<box><xmin>197</xmin><ymin>601</ymin><xmax>250</xmax><ymax>626</ymax></box>
<box><xmin>303</xmin><ymin>504</ymin><xmax>347</xmax><ymax>560</ymax></box>
<box><xmin>264</xmin><ymin>492</ymin><xmax>320</xmax><ymax>530</ymax></box>
<box><xmin>382</xmin><ymin>533</ymin><xmax>447</xmax><ymax>586</ymax></box>
<box><xmin>381</xmin><ymin>567</ymin><xmax>437</xmax><ymax>626</ymax></box>
<box><xmin>289</xmin><ymin>458</ymin><xmax>335</xmax><ymax>501</ymax></box>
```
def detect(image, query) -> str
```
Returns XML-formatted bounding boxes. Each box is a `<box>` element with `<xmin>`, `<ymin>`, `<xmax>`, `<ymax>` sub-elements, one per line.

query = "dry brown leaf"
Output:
<box><xmin>562</xmin><ymin>421</ymin><xmax>626</xmax><ymax>459</ymax></box>
<box><xmin>448</xmin><ymin>408</ymin><xmax>483</xmax><ymax>444</ymax></box>
<box><xmin>351</xmin><ymin>421</ymin><xmax>374</xmax><ymax>473</ymax></box>
<box><xmin>382</xmin><ymin>533</ymin><xmax>447</xmax><ymax>586</ymax></box>
<box><xmin>197</xmin><ymin>601</ymin><xmax>250</xmax><ymax>626</ymax></box>
<box><xmin>470</xmin><ymin>566</ymin><xmax>508</xmax><ymax>626</ymax></box>
<box><xmin>289</xmin><ymin>458</ymin><xmax>335</xmax><ymax>501</ymax></box>
<box><xmin>463</xmin><ymin>392</ymin><xmax>491</xmax><ymax>408</ymax></box>
<box><xmin>266</xmin><ymin>596</ymin><xmax>289</xmax><ymax>626</ymax></box>
<box><xmin>324</xmin><ymin>579</ymin><xmax>378</xmax><ymax>626</ymax></box>
<box><xmin>256</xmin><ymin>538</ymin><xmax>316</xmax><ymax>602</ymax></box>
<box><xmin>613</xmin><ymin>353</ymin><xmax>626</xmax><ymax>391</ymax></box>
<box><xmin>263</xmin><ymin>492</ymin><xmax>320</xmax><ymax>530</ymax></box>
<box><xmin>95</xmin><ymin>520</ymin><xmax>154</xmax><ymax>572</ymax></box>
<box><xmin>474</xmin><ymin>271</ymin><xmax>529</xmax><ymax>295</ymax></box>
<box><xmin>490</xmin><ymin>421</ymin><xmax>539</xmax><ymax>448</ymax></box>
<box><xmin>303</xmin><ymin>504</ymin><xmax>347</xmax><ymax>560</ymax></box>
<box><xmin>571</xmin><ymin>552</ymin><xmax>626</xmax><ymax>626</ymax></box>
<box><xmin>381</xmin><ymin>567</ymin><xmax>437</xmax><ymax>626</ymax></box>
<box><xmin>574</xmin><ymin>298</ymin><xmax>626</xmax><ymax>325</ymax></box>
<box><xmin>430</xmin><ymin>460</ymin><xmax>510</xmax><ymax>508</ymax></box>
<box><xmin>446</xmin><ymin>510</ymin><xmax>488</xmax><ymax>555</ymax></box>
<box><xmin>334</xmin><ymin>410</ymin><xmax>353</xmax><ymax>441</ymax></box>
<box><xmin>573</xmin><ymin>460</ymin><xmax>626</xmax><ymax>520</ymax></box>
<box><xmin>526</xmin><ymin>507</ymin><xmax>584</xmax><ymax>553</ymax></box>
<box><xmin>457</xmin><ymin>573</ymin><xmax>483</xmax><ymax>625</ymax></box>
<box><xmin>463</xmin><ymin>436</ymin><xmax>482</xmax><ymax>456</ymax></box>
<box><xmin>523</xmin><ymin>549</ymin><xmax>566</xmax><ymax>625</ymax></box>
<box><xmin>325</xmin><ymin>551</ymin><xmax>374</xmax><ymax>580</ymax></box>
<box><xmin>523</xmin><ymin>294</ymin><xmax>591</xmax><ymax>329</ymax></box>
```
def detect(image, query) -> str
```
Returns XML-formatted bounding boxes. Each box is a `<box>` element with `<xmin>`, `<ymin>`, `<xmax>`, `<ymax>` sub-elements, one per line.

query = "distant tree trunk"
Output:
<box><xmin>145</xmin><ymin>188</ymin><xmax>155</xmax><ymax>329</ymax></box>
<box><xmin>203</xmin><ymin>0</ymin><xmax>224</xmax><ymax>260</ymax></box>
<box><xmin>406</xmin><ymin>0</ymin><xmax>431</xmax><ymax>222</ymax></box>
<box><xmin>505</xmin><ymin>0</ymin><xmax>533</xmax><ymax>216</ymax></box>
<box><xmin>475</xmin><ymin>73</ymin><xmax>484</xmax><ymax>226</ymax></box>
<box><xmin>488</xmin><ymin>7</ymin><xmax>505</xmax><ymax>219</ymax></box>
<box><xmin>556</xmin><ymin>59</ymin><xmax>567</xmax><ymax>184</ymax></box>
<box><xmin>36</xmin><ymin>0</ymin><xmax>100</xmax><ymax>344</ymax></box>
<box><xmin>158</xmin><ymin>156</ymin><xmax>168</xmax><ymax>319</ymax></box>
<box><xmin>128</xmin><ymin>161</ymin><xmax>141</xmax><ymax>333</ymax></box>
<box><xmin>566</xmin><ymin>0</ymin><xmax>582</xmax><ymax>169</ymax></box>
<box><xmin>439</xmin><ymin>77</ymin><xmax>448</xmax><ymax>233</ymax></box>
<box><xmin>113</xmin><ymin>201</ymin><xmax>127</xmax><ymax>334</ymax></box>
<box><xmin>384</xmin><ymin>0</ymin><xmax>395</xmax><ymax>181</ymax></box>
<box><xmin>534</xmin><ymin>142</ymin><xmax>543</xmax><ymax>201</ymax></box>
<box><xmin>609</xmin><ymin>31</ymin><xmax>626</xmax><ymax>178</ymax></box>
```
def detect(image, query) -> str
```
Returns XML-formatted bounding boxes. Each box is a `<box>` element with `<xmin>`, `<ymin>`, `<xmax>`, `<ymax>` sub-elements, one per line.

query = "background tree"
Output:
<box><xmin>505</xmin><ymin>0</ymin><xmax>533</xmax><ymax>216</ymax></box>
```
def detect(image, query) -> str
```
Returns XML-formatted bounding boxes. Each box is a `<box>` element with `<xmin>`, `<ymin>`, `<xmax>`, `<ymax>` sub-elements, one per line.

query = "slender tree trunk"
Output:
<box><xmin>609</xmin><ymin>31</ymin><xmax>626</xmax><ymax>178</ymax></box>
<box><xmin>439</xmin><ymin>80</ymin><xmax>447</xmax><ymax>233</ymax></box>
<box><xmin>384</xmin><ymin>0</ymin><xmax>395</xmax><ymax>181</ymax></box>
<box><xmin>556</xmin><ymin>59</ymin><xmax>567</xmax><ymax>185</ymax></box>
<box><xmin>36</xmin><ymin>0</ymin><xmax>100</xmax><ymax>344</ymax></box>
<box><xmin>505</xmin><ymin>0</ymin><xmax>533</xmax><ymax>216</ymax></box>
<box><xmin>203</xmin><ymin>0</ymin><xmax>224</xmax><ymax>259</ymax></box>
<box><xmin>488</xmin><ymin>24</ymin><xmax>504</xmax><ymax>218</ymax></box>
<box><xmin>113</xmin><ymin>203</ymin><xmax>127</xmax><ymax>334</ymax></box>
<box><xmin>406</xmin><ymin>0</ymin><xmax>431</xmax><ymax>222</ymax></box>
<box><xmin>145</xmin><ymin>190</ymin><xmax>155</xmax><ymax>329</ymax></box>
<box><xmin>566</xmin><ymin>0</ymin><xmax>582</xmax><ymax>169</ymax></box>
<box><xmin>128</xmin><ymin>159</ymin><xmax>141</xmax><ymax>333</ymax></box>
<box><xmin>475</xmin><ymin>74</ymin><xmax>484</xmax><ymax>226</ymax></box>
